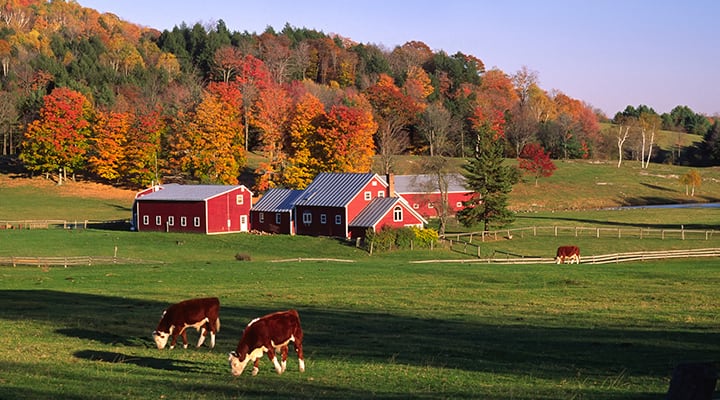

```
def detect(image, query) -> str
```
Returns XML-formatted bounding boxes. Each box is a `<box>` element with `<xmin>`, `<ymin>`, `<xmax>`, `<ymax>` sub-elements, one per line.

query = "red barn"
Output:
<box><xmin>392</xmin><ymin>174</ymin><xmax>471</xmax><ymax>219</ymax></box>
<box><xmin>292</xmin><ymin>173</ymin><xmax>426</xmax><ymax>239</ymax></box>
<box><xmin>133</xmin><ymin>184</ymin><xmax>253</xmax><ymax>234</ymax></box>
<box><xmin>348</xmin><ymin>196</ymin><xmax>426</xmax><ymax>239</ymax></box>
<box><xmin>250</xmin><ymin>188</ymin><xmax>304</xmax><ymax>235</ymax></box>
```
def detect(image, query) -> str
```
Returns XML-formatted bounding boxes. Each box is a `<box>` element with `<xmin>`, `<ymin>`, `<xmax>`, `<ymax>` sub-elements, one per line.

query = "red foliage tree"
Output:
<box><xmin>518</xmin><ymin>143</ymin><xmax>557</xmax><ymax>186</ymax></box>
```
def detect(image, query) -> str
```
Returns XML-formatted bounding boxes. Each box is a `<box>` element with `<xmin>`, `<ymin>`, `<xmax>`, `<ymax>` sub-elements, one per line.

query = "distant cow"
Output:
<box><xmin>152</xmin><ymin>297</ymin><xmax>220</xmax><ymax>350</ymax></box>
<box><xmin>228</xmin><ymin>309</ymin><xmax>305</xmax><ymax>376</ymax></box>
<box><xmin>555</xmin><ymin>246</ymin><xmax>581</xmax><ymax>264</ymax></box>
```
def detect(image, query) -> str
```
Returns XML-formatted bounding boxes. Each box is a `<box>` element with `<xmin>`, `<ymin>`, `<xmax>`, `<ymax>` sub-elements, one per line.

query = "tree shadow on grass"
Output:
<box><xmin>1</xmin><ymin>289</ymin><xmax>716</xmax><ymax>399</ymax></box>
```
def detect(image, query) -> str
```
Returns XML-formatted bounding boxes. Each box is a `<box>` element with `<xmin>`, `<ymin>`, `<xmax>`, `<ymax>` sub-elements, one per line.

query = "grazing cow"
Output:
<box><xmin>152</xmin><ymin>297</ymin><xmax>220</xmax><ymax>350</ymax></box>
<box><xmin>555</xmin><ymin>245</ymin><xmax>581</xmax><ymax>264</ymax></box>
<box><xmin>228</xmin><ymin>309</ymin><xmax>305</xmax><ymax>376</ymax></box>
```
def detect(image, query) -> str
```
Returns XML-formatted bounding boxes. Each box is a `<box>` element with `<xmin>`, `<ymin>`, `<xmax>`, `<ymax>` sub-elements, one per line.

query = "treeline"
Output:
<box><xmin>0</xmin><ymin>0</ymin><xmax>717</xmax><ymax>190</ymax></box>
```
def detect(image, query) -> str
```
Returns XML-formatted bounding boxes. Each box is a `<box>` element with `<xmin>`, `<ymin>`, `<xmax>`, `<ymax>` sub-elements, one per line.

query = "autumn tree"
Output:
<box><xmin>253</xmin><ymin>84</ymin><xmax>292</xmax><ymax>191</ymax></box>
<box><xmin>184</xmin><ymin>82</ymin><xmax>245</xmax><ymax>184</ymax></box>
<box><xmin>122</xmin><ymin>109</ymin><xmax>164</xmax><ymax>187</ymax></box>
<box><xmin>283</xmin><ymin>91</ymin><xmax>324</xmax><ymax>189</ymax></box>
<box><xmin>88</xmin><ymin>110</ymin><xmax>131</xmax><ymax>182</ymax></box>
<box><xmin>679</xmin><ymin>169</ymin><xmax>701</xmax><ymax>196</ymax></box>
<box><xmin>458</xmin><ymin>111</ymin><xmax>519</xmax><ymax>231</ymax></box>
<box><xmin>518</xmin><ymin>143</ymin><xmax>557</xmax><ymax>186</ymax></box>
<box><xmin>638</xmin><ymin>111</ymin><xmax>661</xmax><ymax>168</ymax></box>
<box><xmin>20</xmin><ymin>87</ymin><xmax>93</xmax><ymax>184</ymax></box>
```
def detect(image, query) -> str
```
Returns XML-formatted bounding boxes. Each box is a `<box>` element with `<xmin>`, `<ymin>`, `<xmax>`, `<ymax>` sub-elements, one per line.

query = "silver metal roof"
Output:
<box><xmin>294</xmin><ymin>172</ymin><xmax>379</xmax><ymax>207</ymax></box>
<box><xmin>349</xmin><ymin>197</ymin><xmax>402</xmax><ymax>227</ymax></box>
<box><xmin>136</xmin><ymin>183</ymin><xmax>249</xmax><ymax>201</ymax></box>
<box><xmin>251</xmin><ymin>188</ymin><xmax>305</xmax><ymax>212</ymax></box>
<box><xmin>392</xmin><ymin>174</ymin><xmax>468</xmax><ymax>194</ymax></box>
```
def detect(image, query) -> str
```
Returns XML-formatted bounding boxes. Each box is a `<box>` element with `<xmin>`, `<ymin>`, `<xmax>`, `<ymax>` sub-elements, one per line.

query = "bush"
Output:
<box><xmin>234</xmin><ymin>253</ymin><xmax>251</xmax><ymax>261</ymax></box>
<box><xmin>364</xmin><ymin>226</ymin><xmax>439</xmax><ymax>253</ymax></box>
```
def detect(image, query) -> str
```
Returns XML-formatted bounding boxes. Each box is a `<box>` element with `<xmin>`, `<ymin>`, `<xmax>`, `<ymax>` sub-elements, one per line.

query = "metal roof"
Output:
<box><xmin>349</xmin><ymin>197</ymin><xmax>428</xmax><ymax>227</ymax></box>
<box><xmin>294</xmin><ymin>172</ymin><xmax>379</xmax><ymax>207</ymax></box>
<box><xmin>349</xmin><ymin>197</ymin><xmax>402</xmax><ymax>227</ymax></box>
<box><xmin>135</xmin><ymin>183</ymin><xmax>249</xmax><ymax>201</ymax></box>
<box><xmin>251</xmin><ymin>188</ymin><xmax>304</xmax><ymax>212</ymax></box>
<box><xmin>392</xmin><ymin>174</ymin><xmax>468</xmax><ymax>194</ymax></box>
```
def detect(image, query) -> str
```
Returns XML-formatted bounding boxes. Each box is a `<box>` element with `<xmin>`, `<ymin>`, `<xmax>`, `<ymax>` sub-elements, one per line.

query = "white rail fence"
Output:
<box><xmin>411</xmin><ymin>248</ymin><xmax>720</xmax><ymax>265</ymax></box>
<box><xmin>442</xmin><ymin>226</ymin><xmax>718</xmax><ymax>243</ymax></box>
<box><xmin>0</xmin><ymin>256</ymin><xmax>160</xmax><ymax>267</ymax></box>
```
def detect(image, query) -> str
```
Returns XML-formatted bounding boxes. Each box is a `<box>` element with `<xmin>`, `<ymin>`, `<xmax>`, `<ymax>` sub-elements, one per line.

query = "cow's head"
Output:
<box><xmin>228</xmin><ymin>351</ymin><xmax>250</xmax><ymax>376</ymax></box>
<box><xmin>152</xmin><ymin>330</ymin><xmax>170</xmax><ymax>349</ymax></box>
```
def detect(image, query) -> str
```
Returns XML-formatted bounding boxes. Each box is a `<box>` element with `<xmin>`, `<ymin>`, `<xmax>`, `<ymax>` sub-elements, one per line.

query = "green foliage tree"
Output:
<box><xmin>457</xmin><ymin>119</ymin><xmax>519</xmax><ymax>231</ymax></box>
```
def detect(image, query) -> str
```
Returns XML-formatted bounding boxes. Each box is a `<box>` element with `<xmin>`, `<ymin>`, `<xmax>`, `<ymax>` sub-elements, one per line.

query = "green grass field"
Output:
<box><xmin>1</xmin><ymin>158</ymin><xmax>719</xmax><ymax>399</ymax></box>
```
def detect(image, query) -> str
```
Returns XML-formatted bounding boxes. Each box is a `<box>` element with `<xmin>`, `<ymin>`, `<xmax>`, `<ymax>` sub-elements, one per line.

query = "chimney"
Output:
<box><xmin>386</xmin><ymin>173</ymin><xmax>395</xmax><ymax>197</ymax></box>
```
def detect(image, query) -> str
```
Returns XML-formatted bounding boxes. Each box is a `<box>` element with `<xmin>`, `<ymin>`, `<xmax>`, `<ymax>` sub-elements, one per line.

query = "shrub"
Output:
<box><xmin>234</xmin><ymin>253</ymin><xmax>251</xmax><ymax>261</ymax></box>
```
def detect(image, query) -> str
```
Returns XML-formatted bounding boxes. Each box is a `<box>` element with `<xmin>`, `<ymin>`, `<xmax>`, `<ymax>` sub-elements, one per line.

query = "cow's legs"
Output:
<box><xmin>197</xmin><ymin>326</ymin><xmax>207</xmax><ymax>348</ymax></box>
<box><xmin>169</xmin><ymin>333</ymin><xmax>179</xmax><ymax>350</ymax></box>
<box><xmin>266</xmin><ymin>348</ymin><xmax>283</xmax><ymax>374</ymax></box>
<box><xmin>180</xmin><ymin>331</ymin><xmax>189</xmax><ymax>349</ymax></box>
<box><xmin>252</xmin><ymin>359</ymin><xmax>260</xmax><ymax>376</ymax></box>
<box><xmin>279</xmin><ymin>345</ymin><xmax>289</xmax><ymax>373</ymax></box>
<box><xmin>295</xmin><ymin>338</ymin><xmax>305</xmax><ymax>372</ymax></box>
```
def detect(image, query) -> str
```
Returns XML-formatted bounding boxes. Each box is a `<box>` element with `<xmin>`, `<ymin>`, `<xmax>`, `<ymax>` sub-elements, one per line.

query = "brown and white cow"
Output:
<box><xmin>555</xmin><ymin>245</ymin><xmax>581</xmax><ymax>264</ymax></box>
<box><xmin>228</xmin><ymin>309</ymin><xmax>305</xmax><ymax>376</ymax></box>
<box><xmin>152</xmin><ymin>297</ymin><xmax>220</xmax><ymax>350</ymax></box>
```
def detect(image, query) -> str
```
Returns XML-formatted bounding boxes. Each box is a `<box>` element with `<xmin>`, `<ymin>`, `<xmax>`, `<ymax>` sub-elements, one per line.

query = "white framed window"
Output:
<box><xmin>393</xmin><ymin>206</ymin><xmax>403</xmax><ymax>222</ymax></box>
<box><xmin>155</xmin><ymin>216</ymin><xmax>162</xmax><ymax>226</ymax></box>
<box><xmin>364</xmin><ymin>191</ymin><xmax>371</xmax><ymax>200</ymax></box>
<box><xmin>377</xmin><ymin>191</ymin><xmax>385</xmax><ymax>198</ymax></box>
<box><xmin>428</xmin><ymin>202</ymin><xmax>434</xmax><ymax>209</ymax></box>
<box><xmin>275</xmin><ymin>213</ymin><xmax>281</xmax><ymax>224</ymax></box>
<box><xmin>302</xmin><ymin>212</ymin><xmax>312</xmax><ymax>224</ymax></box>
<box><xmin>335</xmin><ymin>215</ymin><xmax>342</xmax><ymax>225</ymax></box>
<box><xmin>456</xmin><ymin>201</ymin><xmax>463</xmax><ymax>208</ymax></box>
<box><xmin>259</xmin><ymin>212</ymin><xmax>264</xmax><ymax>223</ymax></box>
<box><xmin>320</xmin><ymin>214</ymin><xmax>327</xmax><ymax>224</ymax></box>
<box><xmin>193</xmin><ymin>217</ymin><xmax>201</xmax><ymax>227</ymax></box>
<box><xmin>143</xmin><ymin>215</ymin><xmax>149</xmax><ymax>225</ymax></box>
<box><xmin>180</xmin><ymin>216</ymin><xmax>187</xmax><ymax>227</ymax></box>
<box><xmin>413</xmin><ymin>203</ymin><xmax>419</xmax><ymax>209</ymax></box>
<box><xmin>371</xmin><ymin>180</ymin><xmax>377</xmax><ymax>186</ymax></box>
<box><xmin>167</xmin><ymin>216</ymin><xmax>175</xmax><ymax>226</ymax></box>
<box><xmin>236</xmin><ymin>194</ymin><xmax>244</xmax><ymax>205</ymax></box>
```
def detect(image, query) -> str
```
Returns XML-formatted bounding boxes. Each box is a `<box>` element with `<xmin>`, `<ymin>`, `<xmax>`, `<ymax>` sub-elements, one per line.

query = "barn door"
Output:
<box><xmin>240</xmin><ymin>215</ymin><xmax>248</xmax><ymax>232</ymax></box>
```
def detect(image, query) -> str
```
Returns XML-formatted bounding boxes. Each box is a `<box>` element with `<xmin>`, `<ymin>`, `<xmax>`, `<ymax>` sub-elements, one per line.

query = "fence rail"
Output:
<box><xmin>0</xmin><ymin>256</ymin><xmax>159</xmax><ymax>267</ymax></box>
<box><xmin>442</xmin><ymin>226</ymin><xmax>718</xmax><ymax>242</ymax></box>
<box><xmin>411</xmin><ymin>248</ymin><xmax>720</xmax><ymax>265</ymax></box>
<box><xmin>0</xmin><ymin>219</ymin><xmax>129</xmax><ymax>230</ymax></box>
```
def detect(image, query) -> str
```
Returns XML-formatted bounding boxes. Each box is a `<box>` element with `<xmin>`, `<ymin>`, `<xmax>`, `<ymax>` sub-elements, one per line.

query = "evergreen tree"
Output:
<box><xmin>457</xmin><ymin>124</ymin><xmax>519</xmax><ymax>231</ymax></box>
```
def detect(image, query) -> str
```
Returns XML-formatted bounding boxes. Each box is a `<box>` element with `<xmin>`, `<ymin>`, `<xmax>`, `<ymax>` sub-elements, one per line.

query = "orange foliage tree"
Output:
<box><xmin>252</xmin><ymin>84</ymin><xmax>292</xmax><ymax>191</ymax></box>
<box><xmin>20</xmin><ymin>87</ymin><xmax>93</xmax><ymax>183</ymax></box>
<box><xmin>88</xmin><ymin>110</ymin><xmax>131</xmax><ymax>182</ymax></box>
<box><xmin>282</xmin><ymin>91</ymin><xmax>324</xmax><ymax>189</ymax></box>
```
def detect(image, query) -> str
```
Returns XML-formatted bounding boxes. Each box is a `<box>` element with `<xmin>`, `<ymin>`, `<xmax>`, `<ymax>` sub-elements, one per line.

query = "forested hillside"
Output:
<box><xmin>1</xmin><ymin>0</ymin><xmax>717</xmax><ymax>192</ymax></box>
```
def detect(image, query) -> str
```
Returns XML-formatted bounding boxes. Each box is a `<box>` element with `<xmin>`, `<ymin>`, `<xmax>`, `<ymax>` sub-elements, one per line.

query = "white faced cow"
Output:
<box><xmin>555</xmin><ymin>245</ymin><xmax>581</xmax><ymax>264</ymax></box>
<box><xmin>152</xmin><ymin>297</ymin><xmax>220</xmax><ymax>350</ymax></box>
<box><xmin>228</xmin><ymin>309</ymin><xmax>305</xmax><ymax>376</ymax></box>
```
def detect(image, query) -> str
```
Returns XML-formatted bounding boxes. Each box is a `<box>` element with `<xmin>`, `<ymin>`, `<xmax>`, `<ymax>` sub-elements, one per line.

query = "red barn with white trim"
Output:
<box><xmin>133</xmin><ymin>184</ymin><xmax>253</xmax><ymax>234</ymax></box>
<box><xmin>392</xmin><ymin>174</ymin><xmax>471</xmax><ymax>219</ymax></box>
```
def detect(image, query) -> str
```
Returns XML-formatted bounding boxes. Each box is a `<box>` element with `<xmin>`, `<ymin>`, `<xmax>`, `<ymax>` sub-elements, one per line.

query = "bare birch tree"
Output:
<box><xmin>616</xmin><ymin>117</ymin><xmax>634</xmax><ymax>167</ymax></box>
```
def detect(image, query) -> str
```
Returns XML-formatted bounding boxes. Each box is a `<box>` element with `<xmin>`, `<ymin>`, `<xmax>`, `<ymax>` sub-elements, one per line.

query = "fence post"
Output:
<box><xmin>596</xmin><ymin>228</ymin><xmax>600</xmax><ymax>238</ymax></box>
<box><xmin>554</xmin><ymin>226</ymin><xmax>558</xmax><ymax>236</ymax></box>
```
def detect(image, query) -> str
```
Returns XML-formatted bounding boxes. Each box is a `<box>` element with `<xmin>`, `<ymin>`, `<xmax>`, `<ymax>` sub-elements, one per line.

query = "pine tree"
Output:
<box><xmin>457</xmin><ymin>123</ymin><xmax>519</xmax><ymax>231</ymax></box>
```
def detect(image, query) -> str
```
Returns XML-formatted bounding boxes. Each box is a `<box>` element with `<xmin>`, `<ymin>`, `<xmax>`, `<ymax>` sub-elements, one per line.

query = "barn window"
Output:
<box><xmin>393</xmin><ymin>206</ymin><xmax>403</xmax><ymax>222</ymax></box>
<box><xmin>259</xmin><ymin>212</ymin><xmax>264</xmax><ymax>223</ymax></box>
<box><xmin>167</xmin><ymin>216</ymin><xmax>175</xmax><ymax>226</ymax></box>
<box><xmin>456</xmin><ymin>201</ymin><xmax>463</xmax><ymax>208</ymax></box>
<box><xmin>377</xmin><ymin>191</ymin><xmax>385</xmax><ymax>198</ymax></box>
<box><xmin>236</xmin><ymin>194</ymin><xmax>244</xmax><ymax>205</ymax></box>
<box><xmin>275</xmin><ymin>213</ymin><xmax>281</xmax><ymax>224</ymax></box>
<box><xmin>193</xmin><ymin>217</ymin><xmax>201</xmax><ymax>227</ymax></box>
<box><xmin>364</xmin><ymin>191</ymin><xmax>371</xmax><ymax>200</ymax></box>
<box><xmin>371</xmin><ymin>180</ymin><xmax>377</xmax><ymax>186</ymax></box>
<box><xmin>180</xmin><ymin>216</ymin><xmax>187</xmax><ymax>227</ymax></box>
<box><xmin>428</xmin><ymin>202</ymin><xmax>434</xmax><ymax>209</ymax></box>
<box><xmin>143</xmin><ymin>215</ymin><xmax>149</xmax><ymax>225</ymax></box>
<box><xmin>413</xmin><ymin>203</ymin><xmax>419</xmax><ymax>209</ymax></box>
<box><xmin>320</xmin><ymin>214</ymin><xmax>327</xmax><ymax>224</ymax></box>
<box><xmin>302</xmin><ymin>212</ymin><xmax>312</xmax><ymax>224</ymax></box>
<box><xmin>335</xmin><ymin>215</ymin><xmax>342</xmax><ymax>225</ymax></box>
<box><xmin>155</xmin><ymin>216</ymin><xmax>162</xmax><ymax>226</ymax></box>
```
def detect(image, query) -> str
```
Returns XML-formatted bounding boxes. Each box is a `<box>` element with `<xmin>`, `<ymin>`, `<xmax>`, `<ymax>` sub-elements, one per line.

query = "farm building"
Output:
<box><xmin>132</xmin><ymin>183</ymin><xmax>253</xmax><ymax>234</ymax></box>
<box><xmin>252</xmin><ymin>172</ymin><xmax>427</xmax><ymax>238</ymax></box>
<box><xmin>392</xmin><ymin>174</ymin><xmax>471</xmax><ymax>218</ymax></box>
<box><xmin>249</xmin><ymin>188</ymin><xmax>304</xmax><ymax>235</ymax></box>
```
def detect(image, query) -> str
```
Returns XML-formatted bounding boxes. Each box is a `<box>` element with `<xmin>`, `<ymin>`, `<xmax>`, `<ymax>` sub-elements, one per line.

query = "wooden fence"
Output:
<box><xmin>0</xmin><ymin>256</ymin><xmax>159</xmax><ymax>267</ymax></box>
<box><xmin>0</xmin><ymin>219</ymin><xmax>130</xmax><ymax>230</ymax></box>
<box><xmin>441</xmin><ymin>225</ymin><xmax>718</xmax><ymax>243</ymax></box>
<box><xmin>411</xmin><ymin>248</ymin><xmax>720</xmax><ymax>265</ymax></box>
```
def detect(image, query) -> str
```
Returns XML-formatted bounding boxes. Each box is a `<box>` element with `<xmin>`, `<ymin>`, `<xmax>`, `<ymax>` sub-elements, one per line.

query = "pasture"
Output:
<box><xmin>1</xmin><ymin>159</ymin><xmax>719</xmax><ymax>399</ymax></box>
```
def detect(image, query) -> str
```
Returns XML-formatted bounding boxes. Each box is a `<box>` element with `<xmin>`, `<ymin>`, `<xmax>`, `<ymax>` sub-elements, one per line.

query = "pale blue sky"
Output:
<box><xmin>78</xmin><ymin>0</ymin><xmax>719</xmax><ymax>117</ymax></box>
